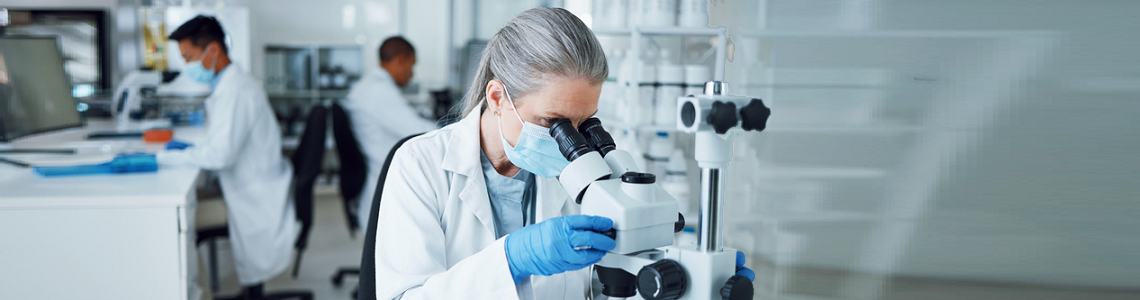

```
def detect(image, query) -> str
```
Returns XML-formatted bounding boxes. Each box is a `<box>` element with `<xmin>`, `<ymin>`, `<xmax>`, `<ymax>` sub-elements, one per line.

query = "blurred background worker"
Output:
<box><xmin>342</xmin><ymin>36</ymin><xmax>437</xmax><ymax>229</ymax></box>
<box><xmin>156</xmin><ymin>15</ymin><xmax>299</xmax><ymax>294</ymax></box>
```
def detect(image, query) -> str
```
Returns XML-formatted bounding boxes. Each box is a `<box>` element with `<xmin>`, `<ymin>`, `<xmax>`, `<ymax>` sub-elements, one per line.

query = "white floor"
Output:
<box><xmin>196</xmin><ymin>185</ymin><xmax>364</xmax><ymax>300</ymax></box>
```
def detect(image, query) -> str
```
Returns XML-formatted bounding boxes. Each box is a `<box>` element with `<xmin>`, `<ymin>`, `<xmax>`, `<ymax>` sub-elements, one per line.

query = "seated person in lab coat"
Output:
<box><xmin>343</xmin><ymin>36</ymin><xmax>437</xmax><ymax>229</ymax></box>
<box><xmin>157</xmin><ymin>15</ymin><xmax>299</xmax><ymax>294</ymax></box>
<box><xmin>372</xmin><ymin>8</ymin><xmax>752</xmax><ymax>300</ymax></box>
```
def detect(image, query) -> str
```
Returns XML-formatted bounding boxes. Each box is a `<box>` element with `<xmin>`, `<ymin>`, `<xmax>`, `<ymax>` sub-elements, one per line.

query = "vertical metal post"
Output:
<box><xmin>698</xmin><ymin>168</ymin><xmax>725</xmax><ymax>252</ymax></box>
<box><xmin>714</xmin><ymin>27</ymin><xmax>727</xmax><ymax>81</ymax></box>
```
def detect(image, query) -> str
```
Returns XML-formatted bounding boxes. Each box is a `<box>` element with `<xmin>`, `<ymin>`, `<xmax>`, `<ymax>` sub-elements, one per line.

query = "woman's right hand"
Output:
<box><xmin>504</xmin><ymin>215</ymin><xmax>616</xmax><ymax>284</ymax></box>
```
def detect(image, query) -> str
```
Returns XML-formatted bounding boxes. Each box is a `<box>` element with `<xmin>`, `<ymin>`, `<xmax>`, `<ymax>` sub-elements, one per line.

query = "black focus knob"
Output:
<box><xmin>707</xmin><ymin>101</ymin><xmax>738</xmax><ymax>134</ymax></box>
<box><xmin>720</xmin><ymin>275</ymin><xmax>754</xmax><ymax>300</ymax></box>
<box><xmin>739</xmin><ymin>98</ymin><xmax>771</xmax><ymax>132</ymax></box>
<box><xmin>637</xmin><ymin>259</ymin><xmax>687</xmax><ymax>300</ymax></box>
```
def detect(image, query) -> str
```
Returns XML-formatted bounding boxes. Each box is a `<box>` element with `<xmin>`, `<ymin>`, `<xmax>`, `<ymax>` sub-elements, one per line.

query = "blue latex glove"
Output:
<box><xmin>165</xmin><ymin>139</ymin><xmax>193</xmax><ymax>150</ymax></box>
<box><xmin>736</xmin><ymin>251</ymin><xmax>755</xmax><ymax>282</ymax></box>
<box><xmin>505</xmin><ymin>215</ymin><xmax>616</xmax><ymax>284</ymax></box>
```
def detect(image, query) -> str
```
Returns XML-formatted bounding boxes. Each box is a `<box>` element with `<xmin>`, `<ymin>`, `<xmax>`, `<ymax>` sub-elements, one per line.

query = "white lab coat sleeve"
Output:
<box><xmin>157</xmin><ymin>91</ymin><xmax>252</xmax><ymax>169</ymax></box>
<box><xmin>374</xmin><ymin>148</ymin><xmax>519</xmax><ymax>300</ymax></box>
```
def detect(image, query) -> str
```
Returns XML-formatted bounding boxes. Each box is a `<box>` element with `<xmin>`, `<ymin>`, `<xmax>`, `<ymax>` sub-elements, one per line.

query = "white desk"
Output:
<box><xmin>0</xmin><ymin>119</ymin><xmax>206</xmax><ymax>300</ymax></box>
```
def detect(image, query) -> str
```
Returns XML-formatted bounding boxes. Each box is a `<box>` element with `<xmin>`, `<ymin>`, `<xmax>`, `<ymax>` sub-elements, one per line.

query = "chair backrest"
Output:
<box><xmin>291</xmin><ymin>105</ymin><xmax>328</xmax><ymax>254</ymax></box>
<box><xmin>329</xmin><ymin>102</ymin><xmax>368</xmax><ymax>234</ymax></box>
<box><xmin>358</xmin><ymin>132</ymin><xmax>423</xmax><ymax>300</ymax></box>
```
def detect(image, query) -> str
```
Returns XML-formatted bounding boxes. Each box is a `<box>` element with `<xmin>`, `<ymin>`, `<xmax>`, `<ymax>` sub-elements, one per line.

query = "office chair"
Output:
<box><xmin>356</xmin><ymin>133</ymin><xmax>423</xmax><ymax>300</ymax></box>
<box><xmin>329</xmin><ymin>102</ymin><xmax>368</xmax><ymax>295</ymax></box>
<box><xmin>197</xmin><ymin>105</ymin><xmax>326</xmax><ymax>300</ymax></box>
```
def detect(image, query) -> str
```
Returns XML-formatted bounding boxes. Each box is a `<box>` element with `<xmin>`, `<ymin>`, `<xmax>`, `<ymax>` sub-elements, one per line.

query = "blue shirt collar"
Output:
<box><xmin>209</xmin><ymin>65</ymin><xmax>231</xmax><ymax>90</ymax></box>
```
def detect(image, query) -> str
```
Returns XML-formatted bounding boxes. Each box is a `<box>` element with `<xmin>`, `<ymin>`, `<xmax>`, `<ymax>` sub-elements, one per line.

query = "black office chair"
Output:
<box><xmin>197</xmin><ymin>105</ymin><xmax>326</xmax><ymax>300</ymax></box>
<box><xmin>329</xmin><ymin>102</ymin><xmax>368</xmax><ymax>293</ymax></box>
<box><xmin>356</xmin><ymin>133</ymin><xmax>423</xmax><ymax>300</ymax></box>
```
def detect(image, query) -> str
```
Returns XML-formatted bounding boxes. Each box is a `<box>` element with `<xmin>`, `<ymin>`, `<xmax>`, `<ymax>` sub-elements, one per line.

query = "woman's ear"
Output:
<box><xmin>486</xmin><ymin>79</ymin><xmax>506</xmax><ymax>115</ymax></box>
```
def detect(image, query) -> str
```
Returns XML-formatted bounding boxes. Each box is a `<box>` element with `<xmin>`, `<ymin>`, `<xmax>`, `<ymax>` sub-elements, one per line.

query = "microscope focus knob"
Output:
<box><xmin>707</xmin><ymin>101</ymin><xmax>738</xmax><ymax>134</ymax></box>
<box><xmin>637</xmin><ymin>259</ymin><xmax>687</xmax><ymax>300</ymax></box>
<box><xmin>739</xmin><ymin>98</ymin><xmax>771</xmax><ymax>132</ymax></box>
<box><xmin>720</xmin><ymin>275</ymin><xmax>754</xmax><ymax>300</ymax></box>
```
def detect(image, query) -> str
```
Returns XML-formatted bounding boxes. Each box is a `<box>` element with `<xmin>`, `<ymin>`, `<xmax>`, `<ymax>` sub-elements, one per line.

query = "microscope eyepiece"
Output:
<box><xmin>550</xmin><ymin>118</ymin><xmax>594</xmax><ymax>161</ymax></box>
<box><xmin>578</xmin><ymin>117</ymin><xmax>617</xmax><ymax>156</ymax></box>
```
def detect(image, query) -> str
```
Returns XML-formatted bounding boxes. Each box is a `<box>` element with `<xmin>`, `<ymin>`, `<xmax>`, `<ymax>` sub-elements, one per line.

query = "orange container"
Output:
<box><xmin>143</xmin><ymin>129</ymin><xmax>174</xmax><ymax>143</ymax></box>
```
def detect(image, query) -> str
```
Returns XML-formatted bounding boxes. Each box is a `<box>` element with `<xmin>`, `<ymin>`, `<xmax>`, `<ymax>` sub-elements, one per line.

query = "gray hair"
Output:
<box><xmin>461</xmin><ymin>7</ymin><xmax>608</xmax><ymax>115</ymax></box>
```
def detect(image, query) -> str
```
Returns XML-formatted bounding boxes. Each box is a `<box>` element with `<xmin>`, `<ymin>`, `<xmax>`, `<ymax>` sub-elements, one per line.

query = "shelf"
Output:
<box><xmin>726</xmin><ymin>210</ymin><xmax>894</xmax><ymax>224</ymax></box>
<box><xmin>763</xmin><ymin>125</ymin><xmax>973</xmax><ymax>133</ymax></box>
<box><xmin>754</xmin><ymin>166</ymin><xmax>886</xmax><ymax>179</ymax></box>
<box><xmin>268</xmin><ymin>90</ymin><xmax>350</xmax><ymax>99</ymax></box>
<box><xmin>738</xmin><ymin>29</ymin><xmax>1052</xmax><ymax>39</ymax></box>
<box><xmin>595</xmin><ymin>115</ymin><xmax>679</xmax><ymax>133</ymax></box>
<box><xmin>592</xmin><ymin>28</ymin><xmax>631</xmax><ymax>36</ymax></box>
<box><xmin>593</xmin><ymin>26</ymin><xmax>727</xmax><ymax>37</ymax></box>
<box><xmin>743</xmin><ymin>84</ymin><xmax>885</xmax><ymax>90</ymax></box>
<box><xmin>268</xmin><ymin>90</ymin><xmax>317</xmax><ymax>99</ymax></box>
<box><xmin>636</xmin><ymin>26</ymin><xmax>726</xmax><ymax>36</ymax></box>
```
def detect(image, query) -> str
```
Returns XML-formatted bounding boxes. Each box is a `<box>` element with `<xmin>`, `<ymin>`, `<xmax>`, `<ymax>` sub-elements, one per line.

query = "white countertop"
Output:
<box><xmin>0</xmin><ymin>119</ymin><xmax>206</xmax><ymax>208</ymax></box>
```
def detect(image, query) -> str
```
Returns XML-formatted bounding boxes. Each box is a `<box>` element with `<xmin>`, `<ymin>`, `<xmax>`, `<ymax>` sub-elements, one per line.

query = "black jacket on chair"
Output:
<box><xmin>331</xmin><ymin>102</ymin><xmax>368</xmax><ymax>235</ymax></box>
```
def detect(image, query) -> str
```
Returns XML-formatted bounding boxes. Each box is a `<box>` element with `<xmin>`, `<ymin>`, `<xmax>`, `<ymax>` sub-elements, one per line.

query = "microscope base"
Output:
<box><xmin>596</xmin><ymin>246</ymin><xmax>741</xmax><ymax>300</ymax></box>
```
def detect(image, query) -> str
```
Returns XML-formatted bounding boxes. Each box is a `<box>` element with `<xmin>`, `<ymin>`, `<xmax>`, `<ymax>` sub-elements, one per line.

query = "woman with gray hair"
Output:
<box><xmin>372</xmin><ymin>7</ymin><xmax>616</xmax><ymax>300</ymax></box>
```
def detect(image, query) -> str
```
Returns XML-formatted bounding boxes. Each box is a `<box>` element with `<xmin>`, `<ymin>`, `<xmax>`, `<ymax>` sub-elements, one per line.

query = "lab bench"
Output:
<box><xmin>0</xmin><ymin>119</ymin><xmax>205</xmax><ymax>300</ymax></box>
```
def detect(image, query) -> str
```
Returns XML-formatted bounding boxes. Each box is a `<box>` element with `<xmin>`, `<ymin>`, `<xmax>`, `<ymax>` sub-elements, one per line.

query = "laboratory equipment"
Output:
<box><xmin>638</xmin><ymin>64</ymin><xmax>657</xmax><ymax>126</ymax></box>
<box><xmin>661</xmin><ymin>149</ymin><xmax>693</xmax><ymax>220</ymax></box>
<box><xmin>592</xmin><ymin>0</ymin><xmax>630</xmax><ymax>30</ymax></box>
<box><xmin>0</xmin><ymin>36</ymin><xmax>83</xmax><ymax>142</ymax></box>
<box><xmin>656</xmin><ymin>64</ymin><xmax>685</xmax><ymax>126</ymax></box>
<box><xmin>640</xmin><ymin>0</ymin><xmax>678</xmax><ymax>27</ymax></box>
<box><xmin>553</xmin><ymin>80</ymin><xmax>769</xmax><ymax>300</ymax></box>
<box><xmin>112</xmin><ymin>70</ymin><xmax>162</xmax><ymax>126</ymax></box>
<box><xmin>678</xmin><ymin>0</ymin><xmax>709</xmax><ymax>28</ymax></box>
<box><xmin>645</xmin><ymin>131</ymin><xmax>673</xmax><ymax>178</ymax></box>
<box><xmin>683</xmin><ymin>65</ymin><xmax>710</xmax><ymax>97</ymax></box>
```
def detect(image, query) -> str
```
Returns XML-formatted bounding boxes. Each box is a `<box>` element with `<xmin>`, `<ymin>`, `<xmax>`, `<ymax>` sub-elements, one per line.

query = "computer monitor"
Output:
<box><xmin>2</xmin><ymin>9</ymin><xmax>112</xmax><ymax>97</ymax></box>
<box><xmin>0</xmin><ymin>36</ymin><xmax>83</xmax><ymax>142</ymax></box>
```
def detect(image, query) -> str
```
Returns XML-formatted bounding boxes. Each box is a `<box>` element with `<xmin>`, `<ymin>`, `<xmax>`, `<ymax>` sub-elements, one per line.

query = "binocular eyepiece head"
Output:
<box><xmin>551</xmin><ymin>119</ymin><xmax>593</xmax><ymax>161</ymax></box>
<box><xmin>578</xmin><ymin>118</ymin><xmax>616</xmax><ymax>156</ymax></box>
<box><xmin>550</xmin><ymin>117</ymin><xmax>618</xmax><ymax>161</ymax></box>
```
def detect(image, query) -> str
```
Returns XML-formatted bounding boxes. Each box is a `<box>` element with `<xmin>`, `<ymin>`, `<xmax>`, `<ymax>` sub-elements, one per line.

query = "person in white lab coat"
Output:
<box><xmin>343</xmin><ymin>36</ymin><xmax>437</xmax><ymax>229</ymax></box>
<box><xmin>374</xmin><ymin>8</ymin><xmax>754</xmax><ymax>299</ymax></box>
<box><xmin>373</xmin><ymin>8</ymin><xmax>609</xmax><ymax>300</ymax></box>
<box><xmin>157</xmin><ymin>16</ymin><xmax>298</xmax><ymax>294</ymax></box>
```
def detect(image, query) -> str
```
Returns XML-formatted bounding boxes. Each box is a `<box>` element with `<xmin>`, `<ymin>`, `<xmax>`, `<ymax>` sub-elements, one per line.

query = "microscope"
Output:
<box><xmin>552</xmin><ymin>81</ymin><xmax>770</xmax><ymax>300</ymax></box>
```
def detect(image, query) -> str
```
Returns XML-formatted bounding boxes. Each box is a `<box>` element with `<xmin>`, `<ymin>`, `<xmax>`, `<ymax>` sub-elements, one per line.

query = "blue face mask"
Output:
<box><xmin>183</xmin><ymin>45</ymin><xmax>218</xmax><ymax>87</ymax></box>
<box><xmin>499</xmin><ymin>88</ymin><xmax>570</xmax><ymax>178</ymax></box>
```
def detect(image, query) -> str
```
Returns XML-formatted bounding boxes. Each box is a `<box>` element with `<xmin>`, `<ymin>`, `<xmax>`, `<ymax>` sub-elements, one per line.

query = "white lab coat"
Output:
<box><xmin>373</xmin><ymin>107</ymin><xmax>593</xmax><ymax>300</ymax></box>
<box><xmin>158</xmin><ymin>65</ymin><xmax>299</xmax><ymax>285</ymax></box>
<box><xmin>342</xmin><ymin>68</ymin><xmax>437</xmax><ymax>229</ymax></box>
